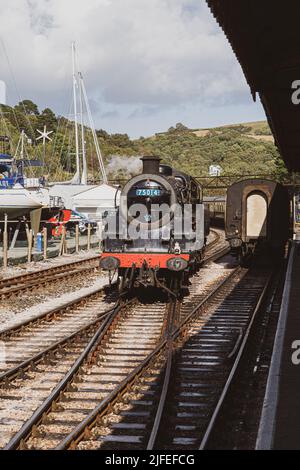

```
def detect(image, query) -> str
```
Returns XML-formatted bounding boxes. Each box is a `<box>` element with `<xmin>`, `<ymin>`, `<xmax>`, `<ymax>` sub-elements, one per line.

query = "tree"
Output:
<box><xmin>38</xmin><ymin>108</ymin><xmax>57</xmax><ymax>132</ymax></box>
<box><xmin>96</xmin><ymin>129</ymin><xmax>109</xmax><ymax>140</ymax></box>
<box><xmin>167</xmin><ymin>123</ymin><xmax>190</xmax><ymax>134</ymax></box>
<box><xmin>15</xmin><ymin>99</ymin><xmax>39</xmax><ymax>116</ymax></box>
<box><xmin>13</xmin><ymin>109</ymin><xmax>36</xmax><ymax>141</ymax></box>
<box><xmin>175</xmin><ymin>122</ymin><xmax>189</xmax><ymax>132</ymax></box>
<box><xmin>109</xmin><ymin>133</ymin><xmax>132</xmax><ymax>149</ymax></box>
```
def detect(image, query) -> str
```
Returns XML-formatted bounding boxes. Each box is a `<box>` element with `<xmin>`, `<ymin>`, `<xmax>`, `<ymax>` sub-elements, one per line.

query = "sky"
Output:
<box><xmin>0</xmin><ymin>0</ymin><xmax>265</xmax><ymax>138</ymax></box>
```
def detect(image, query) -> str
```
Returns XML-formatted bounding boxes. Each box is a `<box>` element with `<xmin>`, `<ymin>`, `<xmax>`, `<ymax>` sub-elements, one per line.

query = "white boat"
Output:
<box><xmin>0</xmin><ymin>183</ymin><xmax>44</xmax><ymax>219</ymax></box>
<box><xmin>0</xmin><ymin>131</ymin><xmax>51</xmax><ymax>219</ymax></box>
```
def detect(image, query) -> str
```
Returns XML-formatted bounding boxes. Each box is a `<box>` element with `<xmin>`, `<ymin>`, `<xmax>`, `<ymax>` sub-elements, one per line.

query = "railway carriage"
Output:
<box><xmin>226</xmin><ymin>179</ymin><xmax>290</xmax><ymax>263</ymax></box>
<box><xmin>100</xmin><ymin>156</ymin><xmax>210</xmax><ymax>294</ymax></box>
<box><xmin>204</xmin><ymin>197</ymin><xmax>226</xmax><ymax>227</ymax></box>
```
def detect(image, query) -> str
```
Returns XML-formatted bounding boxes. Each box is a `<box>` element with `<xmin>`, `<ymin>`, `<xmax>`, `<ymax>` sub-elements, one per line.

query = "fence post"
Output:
<box><xmin>27</xmin><ymin>229</ymin><xmax>33</xmax><ymax>263</ymax></box>
<box><xmin>3</xmin><ymin>213</ymin><xmax>8</xmax><ymax>270</ymax></box>
<box><xmin>43</xmin><ymin>227</ymin><xmax>47</xmax><ymax>260</ymax></box>
<box><xmin>75</xmin><ymin>224</ymin><xmax>79</xmax><ymax>253</ymax></box>
<box><xmin>98</xmin><ymin>221</ymin><xmax>103</xmax><ymax>254</ymax></box>
<box><xmin>64</xmin><ymin>226</ymin><xmax>68</xmax><ymax>254</ymax></box>
<box><xmin>87</xmin><ymin>224</ymin><xmax>91</xmax><ymax>251</ymax></box>
<box><xmin>59</xmin><ymin>226</ymin><xmax>66</xmax><ymax>256</ymax></box>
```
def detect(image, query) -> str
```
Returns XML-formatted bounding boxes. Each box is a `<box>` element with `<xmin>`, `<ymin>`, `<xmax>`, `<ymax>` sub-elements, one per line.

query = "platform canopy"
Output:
<box><xmin>207</xmin><ymin>0</ymin><xmax>300</xmax><ymax>171</ymax></box>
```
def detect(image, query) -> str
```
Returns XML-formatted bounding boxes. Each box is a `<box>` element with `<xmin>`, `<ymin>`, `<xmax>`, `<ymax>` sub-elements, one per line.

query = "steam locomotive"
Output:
<box><xmin>100</xmin><ymin>156</ymin><xmax>209</xmax><ymax>294</ymax></box>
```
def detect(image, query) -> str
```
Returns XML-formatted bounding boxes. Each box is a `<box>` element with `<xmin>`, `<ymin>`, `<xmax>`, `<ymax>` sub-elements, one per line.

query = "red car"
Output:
<box><xmin>47</xmin><ymin>209</ymin><xmax>97</xmax><ymax>238</ymax></box>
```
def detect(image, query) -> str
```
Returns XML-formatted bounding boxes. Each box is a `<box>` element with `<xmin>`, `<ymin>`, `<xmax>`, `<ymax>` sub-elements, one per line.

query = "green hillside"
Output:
<box><xmin>0</xmin><ymin>100</ymin><xmax>288</xmax><ymax>183</ymax></box>
<box><xmin>133</xmin><ymin>122</ymin><xmax>283</xmax><ymax>179</ymax></box>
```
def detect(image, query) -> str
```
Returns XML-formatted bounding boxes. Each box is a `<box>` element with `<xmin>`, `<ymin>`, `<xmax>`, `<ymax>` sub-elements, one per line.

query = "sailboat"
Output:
<box><xmin>50</xmin><ymin>43</ymin><xmax>115</xmax><ymax>221</ymax></box>
<box><xmin>0</xmin><ymin>132</ymin><xmax>49</xmax><ymax>220</ymax></box>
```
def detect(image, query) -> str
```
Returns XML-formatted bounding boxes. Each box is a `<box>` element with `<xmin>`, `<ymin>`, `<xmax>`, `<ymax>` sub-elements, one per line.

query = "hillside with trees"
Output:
<box><xmin>0</xmin><ymin>100</ymin><xmax>288</xmax><ymax>183</ymax></box>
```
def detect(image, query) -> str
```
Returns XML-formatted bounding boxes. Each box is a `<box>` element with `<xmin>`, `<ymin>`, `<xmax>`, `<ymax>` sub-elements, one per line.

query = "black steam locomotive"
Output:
<box><xmin>100</xmin><ymin>156</ymin><xmax>209</xmax><ymax>294</ymax></box>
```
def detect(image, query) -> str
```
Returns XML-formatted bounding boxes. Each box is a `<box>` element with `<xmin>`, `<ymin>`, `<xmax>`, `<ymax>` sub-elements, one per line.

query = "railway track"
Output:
<box><xmin>0</xmin><ymin>287</ymin><xmax>118</xmax><ymax>379</ymax></box>
<box><xmin>2</xmin><ymin>296</ymin><xmax>169</xmax><ymax>449</ymax></box>
<box><xmin>0</xmin><ymin>304</ymin><xmax>118</xmax><ymax>448</ymax></box>
<box><xmin>207</xmin><ymin>229</ymin><xmax>221</xmax><ymax>250</ymax></box>
<box><xmin>205</xmin><ymin>229</ymin><xmax>229</xmax><ymax>261</ymax></box>
<box><xmin>203</xmin><ymin>268</ymin><xmax>285</xmax><ymax>450</ymax></box>
<box><xmin>0</xmin><ymin>231</ymin><xmax>228</xmax><ymax>386</ymax></box>
<box><xmin>51</xmin><ymin>266</ymin><xmax>273</xmax><ymax>450</ymax></box>
<box><xmin>0</xmin><ymin>229</ymin><xmax>230</xmax><ymax>450</ymax></box>
<box><xmin>0</xmin><ymin>256</ymin><xmax>100</xmax><ymax>300</ymax></box>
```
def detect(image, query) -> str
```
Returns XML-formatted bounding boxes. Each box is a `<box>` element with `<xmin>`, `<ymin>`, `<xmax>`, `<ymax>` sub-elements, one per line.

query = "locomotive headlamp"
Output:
<box><xmin>100</xmin><ymin>256</ymin><xmax>120</xmax><ymax>271</ymax></box>
<box><xmin>167</xmin><ymin>257</ymin><xmax>188</xmax><ymax>272</ymax></box>
<box><xmin>174</xmin><ymin>242</ymin><xmax>181</xmax><ymax>255</ymax></box>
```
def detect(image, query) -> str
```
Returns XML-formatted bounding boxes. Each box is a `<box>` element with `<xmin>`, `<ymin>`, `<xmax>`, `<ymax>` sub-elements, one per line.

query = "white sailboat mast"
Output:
<box><xmin>79</xmin><ymin>72</ymin><xmax>88</xmax><ymax>185</ymax></box>
<box><xmin>72</xmin><ymin>42</ymin><xmax>81</xmax><ymax>184</ymax></box>
<box><xmin>13</xmin><ymin>130</ymin><xmax>26</xmax><ymax>175</ymax></box>
<box><xmin>20</xmin><ymin>129</ymin><xmax>25</xmax><ymax>159</ymax></box>
<box><xmin>79</xmin><ymin>75</ymin><xmax>108</xmax><ymax>184</ymax></box>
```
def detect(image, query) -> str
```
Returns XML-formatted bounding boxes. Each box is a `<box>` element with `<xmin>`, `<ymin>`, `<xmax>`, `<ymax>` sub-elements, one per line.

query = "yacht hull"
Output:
<box><xmin>0</xmin><ymin>188</ymin><xmax>43</xmax><ymax>219</ymax></box>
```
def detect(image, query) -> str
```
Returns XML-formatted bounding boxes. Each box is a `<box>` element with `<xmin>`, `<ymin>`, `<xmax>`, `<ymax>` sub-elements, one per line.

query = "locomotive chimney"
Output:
<box><xmin>141</xmin><ymin>155</ymin><xmax>161</xmax><ymax>174</ymax></box>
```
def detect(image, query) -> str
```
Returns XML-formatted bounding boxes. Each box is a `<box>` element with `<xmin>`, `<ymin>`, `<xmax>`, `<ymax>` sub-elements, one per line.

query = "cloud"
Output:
<box><xmin>0</xmin><ymin>0</ymin><xmax>262</xmax><ymax>136</ymax></box>
<box><xmin>101</xmin><ymin>110</ymin><xmax>119</xmax><ymax>119</ymax></box>
<box><xmin>129</xmin><ymin>105</ymin><xmax>161</xmax><ymax>119</ymax></box>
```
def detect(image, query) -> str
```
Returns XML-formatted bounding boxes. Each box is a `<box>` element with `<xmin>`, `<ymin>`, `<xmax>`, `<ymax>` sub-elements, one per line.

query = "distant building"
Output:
<box><xmin>209</xmin><ymin>165</ymin><xmax>222</xmax><ymax>177</ymax></box>
<box><xmin>0</xmin><ymin>81</ymin><xmax>6</xmax><ymax>105</ymax></box>
<box><xmin>72</xmin><ymin>184</ymin><xmax>120</xmax><ymax>221</ymax></box>
<box><xmin>49</xmin><ymin>183</ymin><xmax>120</xmax><ymax>221</ymax></box>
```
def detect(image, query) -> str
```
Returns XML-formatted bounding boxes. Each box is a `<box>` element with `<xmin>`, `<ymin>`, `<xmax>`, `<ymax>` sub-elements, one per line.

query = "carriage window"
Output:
<box><xmin>246</xmin><ymin>192</ymin><xmax>267</xmax><ymax>238</ymax></box>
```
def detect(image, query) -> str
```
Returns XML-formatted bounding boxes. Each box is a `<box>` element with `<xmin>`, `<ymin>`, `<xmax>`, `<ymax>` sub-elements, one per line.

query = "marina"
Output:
<box><xmin>1</xmin><ymin>0</ymin><xmax>300</xmax><ymax>458</ymax></box>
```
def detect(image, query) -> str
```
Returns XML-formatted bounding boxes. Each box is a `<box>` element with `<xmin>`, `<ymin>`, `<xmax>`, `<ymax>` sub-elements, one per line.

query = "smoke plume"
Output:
<box><xmin>107</xmin><ymin>155</ymin><xmax>142</xmax><ymax>179</ymax></box>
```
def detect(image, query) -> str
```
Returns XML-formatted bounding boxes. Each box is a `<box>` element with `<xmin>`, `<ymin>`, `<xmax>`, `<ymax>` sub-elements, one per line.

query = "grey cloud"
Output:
<box><xmin>101</xmin><ymin>110</ymin><xmax>119</xmax><ymax>119</ymax></box>
<box><xmin>27</xmin><ymin>0</ymin><xmax>56</xmax><ymax>35</ymax></box>
<box><xmin>129</xmin><ymin>106</ymin><xmax>161</xmax><ymax>119</ymax></box>
<box><xmin>0</xmin><ymin>0</ymin><xmax>259</xmax><ymax>136</ymax></box>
